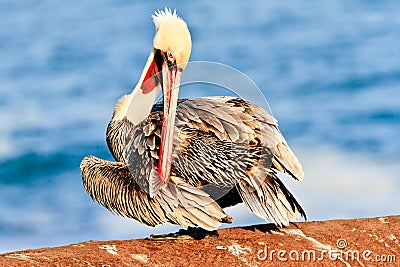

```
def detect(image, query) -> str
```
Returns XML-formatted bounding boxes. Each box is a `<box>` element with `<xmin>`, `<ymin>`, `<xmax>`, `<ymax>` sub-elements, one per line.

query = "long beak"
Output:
<box><xmin>157</xmin><ymin>54</ymin><xmax>182</xmax><ymax>184</ymax></box>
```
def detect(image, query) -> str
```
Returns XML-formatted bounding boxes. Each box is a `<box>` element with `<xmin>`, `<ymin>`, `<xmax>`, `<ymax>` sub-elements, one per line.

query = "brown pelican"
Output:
<box><xmin>80</xmin><ymin>8</ymin><xmax>306</xmax><ymax>231</ymax></box>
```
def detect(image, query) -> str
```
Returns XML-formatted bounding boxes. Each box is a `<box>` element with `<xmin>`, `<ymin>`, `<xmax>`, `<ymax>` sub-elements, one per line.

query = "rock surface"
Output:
<box><xmin>1</xmin><ymin>215</ymin><xmax>399</xmax><ymax>266</ymax></box>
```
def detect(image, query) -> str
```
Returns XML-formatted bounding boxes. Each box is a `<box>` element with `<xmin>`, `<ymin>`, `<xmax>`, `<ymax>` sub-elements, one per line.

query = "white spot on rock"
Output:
<box><xmin>378</xmin><ymin>217</ymin><xmax>388</xmax><ymax>223</ymax></box>
<box><xmin>216</xmin><ymin>244</ymin><xmax>255</xmax><ymax>267</ymax></box>
<box><xmin>99</xmin><ymin>244</ymin><xmax>118</xmax><ymax>255</ymax></box>
<box><xmin>281</xmin><ymin>229</ymin><xmax>331</xmax><ymax>251</ymax></box>
<box><xmin>388</xmin><ymin>233</ymin><xmax>397</xmax><ymax>242</ymax></box>
<box><xmin>131</xmin><ymin>254</ymin><xmax>149</xmax><ymax>264</ymax></box>
<box><xmin>4</xmin><ymin>254</ymin><xmax>32</xmax><ymax>261</ymax></box>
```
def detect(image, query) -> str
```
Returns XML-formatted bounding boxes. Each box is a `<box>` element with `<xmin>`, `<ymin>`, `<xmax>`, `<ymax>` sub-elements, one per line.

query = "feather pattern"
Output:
<box><xmin>81</xmin><ymin>156</ymin><xmax>230</xmax><ymax>230</ymax></box>
<box><xmin>81</xmin><ymin>96</ymin><xmax>305</xmax><ymax>229</ymax></box>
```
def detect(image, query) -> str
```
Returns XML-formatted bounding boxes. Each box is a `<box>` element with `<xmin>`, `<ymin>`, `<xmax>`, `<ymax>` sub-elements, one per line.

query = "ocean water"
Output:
<box><xmin>1</xmin><ymin>0</ymin><xmax>399</xmax><ymax>252</ymax></box>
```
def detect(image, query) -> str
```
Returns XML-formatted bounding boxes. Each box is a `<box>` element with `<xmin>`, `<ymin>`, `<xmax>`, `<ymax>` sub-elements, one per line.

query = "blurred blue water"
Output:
<box><xmin>1</xmin><ymin>0</ymin><xmax>399</xmax><ymax>252</ymax></box>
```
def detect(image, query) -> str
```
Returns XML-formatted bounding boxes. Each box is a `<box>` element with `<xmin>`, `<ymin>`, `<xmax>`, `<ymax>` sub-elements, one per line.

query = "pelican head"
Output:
<box><xmin>152</xmin><ymin>9</ymin><xmax>191</xmax><ymax>184</ymax></box>
<box><xmin>137</xmin><ymin>8</ymin><xmax>191</xmax><ymax>184</ymax></box>
<box><xmin>152</xmin><ymin>9</ymin><xmax>192</xmax><ymax>70</ymax></box>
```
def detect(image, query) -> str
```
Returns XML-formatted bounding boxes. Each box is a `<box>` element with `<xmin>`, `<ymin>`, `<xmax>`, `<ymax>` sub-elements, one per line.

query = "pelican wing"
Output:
<box><xmin>80</xmin><ymin>156</ymin><xmax>231</xmax><ymax>230</ymax></box>
<box><xmin>174</xmin><ymin>97</ymin><xmax>304</xmax><ymax>180</ymax></box>
<box><xmin>170</xmin><ymin>97</ymin><xmax>305</xmax><ymax>226</ymax></box>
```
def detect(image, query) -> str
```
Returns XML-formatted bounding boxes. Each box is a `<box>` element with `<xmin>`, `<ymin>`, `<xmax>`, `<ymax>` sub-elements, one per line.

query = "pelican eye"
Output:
<box><xmin>166</xmin><ymin>50</ymin><xmax>174</xmax><ymax>61</ymax></box>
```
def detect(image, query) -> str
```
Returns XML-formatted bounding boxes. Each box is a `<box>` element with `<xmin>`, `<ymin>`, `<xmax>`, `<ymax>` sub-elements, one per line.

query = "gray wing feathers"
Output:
<box><xmin>272</xmin><ymin>132</ymin><xmax>304</xmax><ymax>180</ymax></box>
<box><xmin>81</xmin><ymin>156</ymin><xmax>229</xmax><ymax>230</ymax></box>
<box><xmin>176</xmin><ymin>97</ymin><xmax>304</xmax><ymax>181</ymax></box>
<box><xmin>246</xmin><ymin>100</ymin><xmax>304</xmax><ymax>180</ymax></box>
<box><xmin>174</xmin><ymin>97</ymin><xmax>305</xmax><ymax>225</ymax></box>
<box><xmin>237</xmin><ymin>171</ymin><xmax>306</xmax><ymax>227</ymax></box>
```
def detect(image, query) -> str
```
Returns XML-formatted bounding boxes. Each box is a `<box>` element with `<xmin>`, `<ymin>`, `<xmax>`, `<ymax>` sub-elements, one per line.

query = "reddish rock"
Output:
<box><xmin>1</xmin><ymin>215</ymin><xmax>399</xmax><ymax>266</ymax></box>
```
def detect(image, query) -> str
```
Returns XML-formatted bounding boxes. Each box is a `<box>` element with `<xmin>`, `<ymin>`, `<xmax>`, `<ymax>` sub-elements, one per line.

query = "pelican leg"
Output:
<box><xmin>148</xmin><ymin>227</ymin><xmax>218</xmax><ymax>240</ymax></box>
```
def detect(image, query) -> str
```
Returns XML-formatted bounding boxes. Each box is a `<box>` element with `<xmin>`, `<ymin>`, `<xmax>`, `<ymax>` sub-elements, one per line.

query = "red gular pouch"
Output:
<box><xmin>141</xmin><ymin>58</ymin><xmax>161</xmax><ymax>94</ymax></box>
